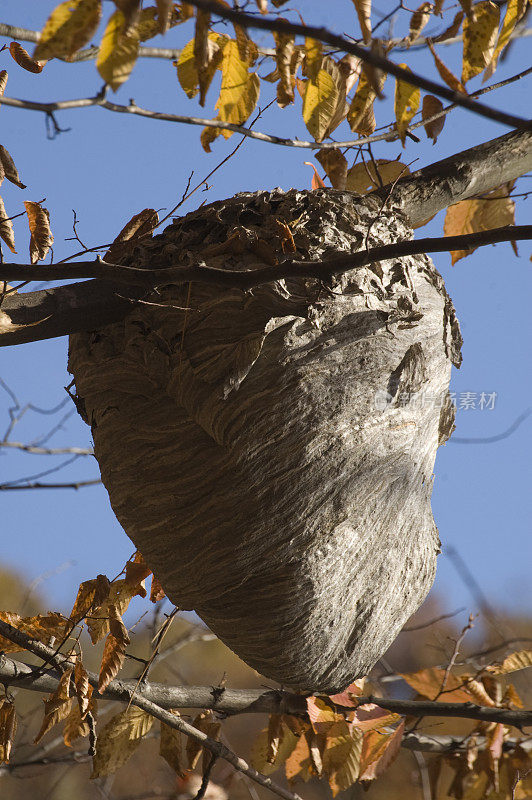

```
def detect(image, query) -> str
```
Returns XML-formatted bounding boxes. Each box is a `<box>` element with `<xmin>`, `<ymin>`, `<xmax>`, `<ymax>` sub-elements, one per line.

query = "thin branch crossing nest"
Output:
<box><xmin>68</xmin><ymin>189</ymin><xmax>462</xmax><ymax>693</ymax></box>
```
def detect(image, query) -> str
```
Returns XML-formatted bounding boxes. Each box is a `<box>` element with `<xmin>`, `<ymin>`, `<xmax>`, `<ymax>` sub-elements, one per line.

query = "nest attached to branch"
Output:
<box><xmin>68</xmin><ymin>189</ymin><xmax>461</xmax><ymax>693</ymax></box>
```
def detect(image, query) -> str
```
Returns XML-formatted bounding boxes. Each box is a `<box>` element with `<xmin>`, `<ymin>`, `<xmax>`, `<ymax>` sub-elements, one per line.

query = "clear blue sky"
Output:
<box><xmin>1</xmin><ymin>1</ymin><xmax>531</xmax><ymax>622</ymax></box>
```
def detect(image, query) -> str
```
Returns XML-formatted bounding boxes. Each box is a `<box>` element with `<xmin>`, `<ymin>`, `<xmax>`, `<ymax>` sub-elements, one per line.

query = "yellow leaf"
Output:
<box><xmin>97</xmin><ymin>10</ymin><xmax>140</xmax><ymax>91</ymax></box>
<box><xmin>428</xmin><ymin>41</ymin><xmax>466</xmax><ymax>93</ymax></box>
<box><xmin>422</xmin><ymin>94</ymin><xmax>445</xmax><ymax>143</ymax></box>
<box><xmin>215</xmin><ymin>39</ymin><xmax>260</xmax><ymax>135</ymax></box>
<box><xmin>487</xmin><ymin>649</ymin><xmax>532</xmax><ymax>675</ymax></box>
<box><xmin>9</xmin><ymin>42</ymin><xmax>44</xmax><ymax>74</ymax></box>
<box><xmin>34</xmin><ymin>667</ymin><xmax>74</xmax><ymax>744</ymax></box>
<box><xmin>394</xmin><ymin>64</ymin><xmax>420</xmax><ymax>146</ymax></box>
<box><xmin>200</xmin><ymin>122</ymin><xmax>222</xmax><ymax>152</ymax></box>
<box><xmin>443</xmin><ymin>182</ymin><xmax>516</xmax><ymax>264</ymax></box>
<box><xmin>303</xmin><ymin>37</ymin><xmax>322</xmax><ymax>82</ymax></box>
<box><xmin>160</xmin><ymin>712</ymin><xmax>186</xmax><ymax>776</ymax></box>
<box><xmin>326</xmin><ymin>725</ymin><xmax>363</xmax><ymax>796</ymax></box>
<box><xmin>484</xmin><ymin>0</ymin><xmax>528</xmax><ymax>81</ymax></box>
<box><xmin>347</xmin><ymin>70</ymin><xmax>378</xmax><ymax>135</ymax></box>
<box><xmin>0</xmin><ymin>208</ymin><xmax>16</xmax><ymax>256</ymax></box>
<box><xmin>91</xmin><ymin>707</ymin><xmax>153</xmax><ymax>778</ymax></box>
<box><xmin>302</xmin><ymin>61</ymin><xmax>340</xmax><ymax>142</ymax></box>
<box><xmin>346</xmin><ymin>158</ymin><xmax>409</xmax><ymax>193</ymax></box>
<box><xmin>461</xmin><ymin>1</ymin><xmax>500</xmax><ymax>83</ymax></box>
<box><xmin>177</xmin><ymin>33</ymin><xmax>229</xmax><ymax>103</ymax></box>
<box><xmin>0</xmin><ymin>700</ymin><xmax>17</xmax><ymax>764</ymax></box>
<box><xmin>249</xmin><ymin>719</ymin><xmax>298</xmax><ymax>775</ymax></box>
<box><xmin>351</xmin><ymin>0</ymin><xmax>372</xmax><ymax>45</ymax></box>
<box><xmin>407</xmin><ymin>2</ymin><xmax>432</xmax><ymax>45</ymax></box>
<box><xmin>24</xmin><ymin>201</ymin><xmax>53</xmax><ymax>264</ymax></box>
<box><xmin>34</xmin><ymin>0</ymin><xmax>102</xmax><ymax>62</ymax></box>
<box><xmin>0</xmin><ymin>145</ymin><xmax>26</xmax><ymax>189</ymax></box>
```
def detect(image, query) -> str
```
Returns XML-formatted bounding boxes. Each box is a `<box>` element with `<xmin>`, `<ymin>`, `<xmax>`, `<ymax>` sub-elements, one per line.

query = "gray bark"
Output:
<box><xmin>68</xmin><ymin>188</ymin><xmax>461</xmax><ymax>692</ymax></box>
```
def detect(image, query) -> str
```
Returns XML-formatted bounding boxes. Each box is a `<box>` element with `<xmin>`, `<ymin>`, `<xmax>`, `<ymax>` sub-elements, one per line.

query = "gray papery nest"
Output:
<box><xmin>68</xmin><ymin>189</ymin><xmax>461</xmax><ymax>693</ymax></box>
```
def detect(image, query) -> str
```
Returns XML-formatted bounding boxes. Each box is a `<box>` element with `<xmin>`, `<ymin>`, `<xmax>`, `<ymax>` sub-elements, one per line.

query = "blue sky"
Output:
<box><xmin>0</xmin><ymin>1</ymin><xmax>531</xmax><ymax>622</ymax></box>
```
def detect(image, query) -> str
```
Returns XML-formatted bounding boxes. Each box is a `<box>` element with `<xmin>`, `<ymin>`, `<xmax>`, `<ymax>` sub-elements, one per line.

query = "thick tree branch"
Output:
<box><xmin>1</xmin><ymin>223</ymin><xmax>530</xmax><ymax>346</ymax></box>
<box><xmin>1</xmin><ymin>650</ymin><xmax>531</xmax><ymax>729</ymax></box>
<box><xmin>184</xmin><ymin>0</ymin><xmax>532</xmax><ymax>131</ymax></box>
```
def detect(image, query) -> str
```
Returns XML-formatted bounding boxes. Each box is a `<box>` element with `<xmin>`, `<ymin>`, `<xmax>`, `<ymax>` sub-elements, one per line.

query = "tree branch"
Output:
<box><xmin>1</xmin><ymin>649</ymin><xmax>531</xmax><ymax>728</ymax></box>
<box><xmin>0</xmin><ymin>441</ymin><xmax>93</xmax><ymax>455</ymax></box>
<box><xmin>183</xmin><ymin>0</ymin><xmax>532</xmax><ymax>131</ymax></box>
<box><xmin>1</xmin><ymin>223</ymin><xmax>530</xmax><ymax>346</ymax></box>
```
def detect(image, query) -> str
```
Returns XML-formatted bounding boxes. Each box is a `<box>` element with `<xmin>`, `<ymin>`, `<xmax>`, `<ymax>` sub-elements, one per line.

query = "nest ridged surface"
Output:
<box><xmin>69</xmin><ymin>189</ymin><xmax>461</xmax><ymax>692</ymax></box>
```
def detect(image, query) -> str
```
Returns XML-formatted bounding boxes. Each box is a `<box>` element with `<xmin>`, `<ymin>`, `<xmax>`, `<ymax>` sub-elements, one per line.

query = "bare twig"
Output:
<box><xmin>0</xmin><ymin>441</ymin><xmax>93</xmax><ymax>455</ymax></box>
<box><xmin>401</xmin><ymin>608</ymin><xmax>467</xmax><ymax>632</ymax></box>
<box><xmin>0</xmin><ymin>478</ymin><xmax>101</xmax><ymax>490</ymax></box>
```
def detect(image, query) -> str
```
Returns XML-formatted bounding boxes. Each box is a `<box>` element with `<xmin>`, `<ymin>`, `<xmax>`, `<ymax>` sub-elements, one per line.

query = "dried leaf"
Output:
<box><xmin>63</xmin><ymin>695</ymin><xmax>96</xmax><ymax>747</ymax></box>
<box><xmin>186</xmin><ymin>711</ymin><xmax>221</xmax><ymax>770</ymax></box>
<box><xmin>359</xmin><ymin>720</ymin><xmax>404</xmax><ymax>782</ymax></box>
<box><xmin>428</xmin><ymin>41</ymin><xmax>466</xmax><ymax>93</ymax></box>
<box><xmin>91</xmin><ymin>706</ymin><xmax>153</xmax><ymax>778</ymax></box>
<box><xmin>433</xmin><ymin>11</ymin><xmax>464</xmax><ymax>43</ymax></box>
<box><xmin>0</xmin><ymin>611</ymin><xmax>67</xmax><ymax>653</ymax></box>
<box><xmin>487</xmin><ymin>722</ymin><xmax>505</xmax><ymax>789</ymax></box>
<box><xmin>34</xmin><ymin>0</ymin><xmax>102</xmax><ymax>62</ymax></box>
<box><xmin>106</xmin><ymin>209</ymin><xmax>158</xmax><ymax>261</ymax></box>
<box><xmin>0</xmin><ymin>71</ymin><xmax>7</xmax><ymax>99</ymax></box>
<box><xmin>86</xmin><ymin>578</ymin><xmax>145</xmax><ymax>644</ymax></box>
<box><xmin>124</xmin><ymin>551</ymin><xmax>152</xmax><ymax>586</ymax></box>
<box><xmin>347</xmin><ymin>70</ymin><xmax>377</xmax><ymax>135</ymax></box>
<box><xmin>256</xmin><ymin>0</ymin><xmax>268</xmax><ymax>12</ymax></box>
<box><xmin>0</xmin><ymin>145</ymin><xmax>27</xmax><ymax>189</ymax></box>
<box><xmin>155</xmin><ymin>0</ymin><xmax>173</xmax><ymax>33</ymax></box>
<box><xmin>273</xmin><ymin>28</ymin><xmax>296</xmax><ymax>108</ymax></box>
<box><xmin>150</xmin><ymin>574</ymin><xmax>166</xmax><ymax>603</ymax></box>
<box><xmin>327</xmin><ymin>726</ymin><xmax>363</xmax><ymax>797</ymax></box>
<box><xmin>97</xmin><ymin>9</ymin><xmax>140</xmax><ymax>91</ymax></box>
<box><xmin>394</xmin><ymin>64</ymin><xmax>420</xmax><ymax>145</ymax></box>
<box><xmin>307</xmin><ymin>696</ymin><xmax>343</xmax><ymax>734</ymax></box>
<box><xmin>462</xmin><ymin>677</ymin><xmax>496</xmax><ymax>707</ymax></box>
<box><xmin>9</xmin><ymin>42</ymin><xmax>44</xmax><ymax>73</ymax></box>
<box><xmin>338</xmin><ymin>54</ymin><xmax>361</xmax><ymax>95</ymax></box>
<box><xmin>74</xmin><ymin>660</ymin><xmax>92</xmax><ymax>716</ymax></box>
<box><xmin>98</xmin><ymin>605</ymin><xmax>130</xmax><ymax>692</ymax></box>
<box><xmin>285</xmin><ymin>729</ymin><xmax>314</xmax><ymax>782</ymax></box>
<box><xmin>0</xmin><ymin>700</ymin><xmax>17</xmax><ymax>764</ymax></box>
<box><xmin>458</xmin><ymin>0</ymin><xmax>475</xmax><ymax>18</ymax></box>
<box><xmin>160</xmin><ymin>711</ymin><xmax>186</xmax><ymax>775</ymax></box>
<box><xmin>69</xmin><ymin>574</ymin><xmax>111</xmax><ymax>624</ymax></box>
<box><xmin>346</xmin><ymin>159</ymin><xmax>409</xmax><ymax>194</ymax></box>
<box><xmin>400</xmin><ymin>667</ymin><xmax>473</xmax><ymax>702</ymax></box>
<box><xmin>422</xmin><ymin>94</ymin><xmax>445</xmax><ymax>143</ymax></box>
<box><xmin>443</xmin><ymin>182</ymin><xmax>516</xmax><ymax>264</ymax></box>
<box><xmin>351</xmin><ymin>0</ymin><xmax>372</xmax><ymax>45</ymax></box>
<box><xmin>329</xmin><ymin>679</ymin><xmax>365</xmax><ymax>707</ymax></box>
<box><xmin>200</xmin><ymin>123</ymin><xmax>222</xmax><ymax>153</ymax></box>
<box><xmin>215</xmin><ymin>39</ymin><xmax>260</xmax><ymax>135</ymax></box>
<box><xmin>0</xmin><ymin>196</ymin><xmax>16</xmax><ymax>254</ymax></box>
<box><xmin>407</xmin><ymin>2</ymin><xmax>432</xmax><ymax>45</ymax></box>
<box><xmin>349</xmin><ymin>704</ymin><xmax>401</xmax><ymax>732</ymax></box>
<box><xmin>303</xmin><ymin>37</ymin><xmax>322</xmax><ymax>82</ymax></box>
<box><xmin>194</xmin><ymin>9</ymin><xmax>212</xmax><ymax>103</ymax></box>
<box><xmin>462</xmin><ymin>1</ymin><xmax>500</xmax><ymax>83</ymax></box>
<box><xmin>304</xmin><ymin>161</ymin><xmax>326</xmax><ymax>190</ymax></box>
<box><xmin>316</xmin><ymin>150</ymin><xmax>348</xmax><ymax>190</ymax></box>
<box><xmin>249</xmin><ymin>719</ymin><xmax>299</xmax><ymax>775</ymax></box>
<box><xmin>487</xmin><ymin>649</ymin><xmax>532</xmax><ymax>675</ymax></box>
<box><xmin>484</xmin><ymin>0</ymin><xmax>528</xmax><ymax>81</ymax></box>
<box><xmin>34</xmin><ymin>667</ymin><xmax>74</xmax><ymax>744</ymax></box>
<box><xmin>24</xmin><ymin>201</ymin><xmax>53</xmax><ymax>264</ymax></box>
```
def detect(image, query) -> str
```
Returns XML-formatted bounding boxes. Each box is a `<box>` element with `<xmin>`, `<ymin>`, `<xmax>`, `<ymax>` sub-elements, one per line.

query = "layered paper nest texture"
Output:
<box><xmin>69</xmin><ymin>189</ymin><xmax>462</xmax><ymax>693</ymax></box>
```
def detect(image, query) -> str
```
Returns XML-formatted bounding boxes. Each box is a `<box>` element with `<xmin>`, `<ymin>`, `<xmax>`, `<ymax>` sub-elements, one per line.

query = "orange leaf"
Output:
<box><xmin>98</xmin><ymin>606</ymin><xmax>130</xmax><ymax>692</ymax></box>
<box><xmin>69</xmin><ymin>574</ymin><xmax>111</xmax><ymax>624</ymax></box>
<box><xmin>9</xmin><ymin>42</ymin><xmax>44</xmax><ymax>73</ymax></box>
<box><xmin>24</xmin><ymin>201</ymin><xmax>53</xmax><ymax>264</ymax></box>
<box><xmin>359</xmin><ymin>720</ymin><xmax>404</xmax><ymax>782</ymax></box>
<box><xmin>34</xmin><ymin>667</ymin><xmax>74</xmax><ymax>744</ymax></box>
<box><xmin>303</xmin><ymin>161</ymin><xmax>325</xmax><ymax>190</ymax></box>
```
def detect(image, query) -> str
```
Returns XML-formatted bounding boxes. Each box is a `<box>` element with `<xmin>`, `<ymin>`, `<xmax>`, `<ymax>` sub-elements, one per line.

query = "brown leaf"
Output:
<box><xmin>349</xmin><ymin>704</ymin><xmax>401</xmax><ymax>732</ymax></box>
<box><xmin>428</xmin><ymin>41</ymin><xmax>466</xmax><ymax>94</ymax></box>
<box><xmin>329</xmin><ymin>679</ymin><xmax>365</xmax><ymax>707</ymax></box>
<box><xmin>0</xmin><ymin>699</ymin><xmax>17</xmax><ymax>764</ymax></box>
<box><xmin>359</xmin><ymin>720</ymin><xmax>404</xmax><ymax>782</ymax></box>
<box><xmin>0</xmin><ymin>611</ymin><xmax>68</xmax><ymax>653</ymax></box>
<box><xmin>24</xmin><ymin>201</ymin><xmax>53</xmax><ymax>264</ymax></box>
<box><xmin>487</xmin><ymin>649</ymin><xmax>532</xmax><ymax>675</ymax></box>
<box><xmin>34</xmin><ymin>667</ymin><xmax>74</xmax><ymax>744</ymax></box>
<box><xmin>98</xmin><ymin>605</ymin><xmax>130</xmax><ymax>692</ymax></box>
<box><xmin>149</xmin><ymin>574</ymin><xmax>166</xmax><ymax>603</ymax></box>
<box><xmin>249</xmin><ymin>719</ymin><xmax>299</xmax><ymax>775</ymax></box>
<box><xmin>113</xmin><ymin>0</ymin><xmax>141</xmax><ymax>34</ymax></box>
<box><xmin>255</xmin><ymin>0</ymin><xmax>268</xmax><ymax>12</ymax></box>
<box><xmin>0</xmin><ymin>71</ymin><xmax>7</xmax><ymax>98</ymax></box>
<box><xmin>69</xmin><ymin>574</ymin><xmax>111</xmax><ymax>624</ymax></box>
<box><xmin>433</xmin><ymin>11</ymin><xmax>464</xmax><ymax>43</ymax></box>
<box><xmin>327</xmin><ymin>726</ymin><xmax>363</xmax><ymax>796</ymax></box>
<box><xmin>194</xmin><ymin>9</ymin><xmax>211</xmax><ymax>104</ymax></box>
<box><xmin>316</xmin><ymin>150</ymin><xmax>348</xmax><ymax>190</ymax></box>
<box><xmin>306</xmin><ymin>696</ymin><xmax>342</xmax><ymax>735</ymax></box>
<box><xmin>422</xmin><ymin>94</ymin><xmax>445</xmax><ymax>143</ymax></box>
<box><xmin>155</xmin><ymin>0</ymin><xmax>173</xmax><ymax>33</ymax></box>
<box><xmin>407</xmin><ymin>2</ymin><xmax>432</xmax><ymax>45</ymax></box>
<box><xmin>400</xmin><ymin>667</ymin><xmax>473</xmax><ymax>702</ymax></box>
<box><xmin>91</xmin><ymin>706</ymin><xmax>153</xmax><ymax>778</ymax></box>
<box><xmin>273</xmin><ymin>218</ymin><xmax>296</xmax><ymax>253</ymax></box>
<box><xmin>86</xmin><ymin>578</ymin><xmax>145</xmax><ymax>644</ymax></box>
<box><xmin>0</xmin><ymin>145</ymin><xmax>26</xmax><ymax>188</ymax></box>
<box><xmin>9</xmin><ymin>42</ymin><xmax>44</xmax><ymax>73</ymax></box>
<box><xmin>74</xmin><ymin>660</ymin><xmax>92</xmax><ymax>716</ymax></box>
<box><xmin>303</xmin><ymin>161</ymin><xmax>326</xmax><ymax>190</ymax></box>
<box><xmin>351</xmin><ymin>0</ymin><xmax>372</xmax><ymax>45</ymax></box>
<box><xmin>273</xmin><ymin>28</ymin><xmax>296</xmax><ymax>108</ymax></box>
<box><xmin>346</xmin><ymin>159</ymin><xmax>409</xmax><ymax>194</ymax></box>
<box><xmin>186</xmin><ymin>711</ymin><xmax>221</xmax><ymax>770</ymax></box>
<box><xmin>487</xmin><ymin>722</ymin><xmax>505</xmax><ymax>790</ymax></box>
<box><xmin>63</xmin><ymin>694</ymin><xmax>96</xmax><ymax>747</ymax></box>
<box><xmin>124</xmin><ymin>551</ymin><xmax>152</xmax><ymax>587</ymax></box>
<box><xmin>160</xmin><ymin>711</ymin><xmax>186</xmax><ymax>776</ymax></box>
<box><xmin>285</xmin><ymin>729</ymin><xmax>314</xmax><ymax>782</ymax></box>
<box><xmin>105</xmin><ymin>208</ymin><xmax>158</xmax><ymax>262</ymax></box>
<box><xmin>0</xmin><ymin>196</ymin><xmax>16</xmax><ymax>254</ymax></box>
